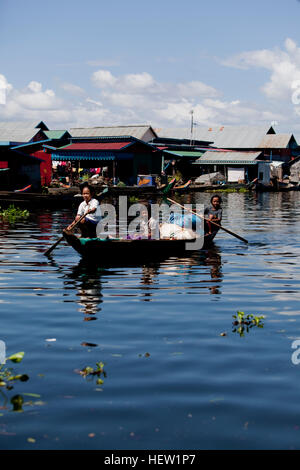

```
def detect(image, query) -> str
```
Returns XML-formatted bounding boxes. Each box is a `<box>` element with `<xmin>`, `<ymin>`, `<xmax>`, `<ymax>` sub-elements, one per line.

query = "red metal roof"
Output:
<box><xmin>63</xmin><ymin>142</ymin><xmax>132</xmax><ymax>151</ymax></box>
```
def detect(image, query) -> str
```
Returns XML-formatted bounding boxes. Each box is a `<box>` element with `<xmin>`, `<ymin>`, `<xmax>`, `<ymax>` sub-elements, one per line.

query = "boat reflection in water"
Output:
<box><xmin>63</xmin><ymin>244</ymin><xmax>223</xmax><ymax>315</ymax></box>
<box><xmin>64</xmin><ymin>262</ymin><xmax>105</xmax><ymax>321</ymax></box>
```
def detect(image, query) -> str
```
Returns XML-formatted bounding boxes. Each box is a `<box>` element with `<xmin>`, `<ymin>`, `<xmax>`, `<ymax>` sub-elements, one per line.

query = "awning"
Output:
<box><xmin>51</xmin><ymin>152</ymin><xmax>116</xmax><ymax>161</ymax></box>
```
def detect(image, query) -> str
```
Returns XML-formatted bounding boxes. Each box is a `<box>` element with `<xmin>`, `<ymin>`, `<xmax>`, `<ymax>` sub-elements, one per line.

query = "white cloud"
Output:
<box><xmin>177</xmin><ymin>81</ymin><xmax>219</xmax><ymax>98</ymax></box>
<box><xmin>0</xmin><ymin>74</ymin><xmax>13</xmax><ymax>105</ymax></box>
<box><xmin>14</xmin><ymin>83</ymin><xmax>59</xmax><ymax>110</ymax></box>
<box><xmin>86</xmin><ymin>98</ymin><xmax>103</xmax><ymax>107</ymax></box>
<box><xmin>0</xmin><ymin>66</ymin><xmax>290</xmax><ymax>130</ymax></box>
<box><xmin>60</xmin><ymin>82</ymin><xmax>86</xmax><ymax>96</ymax></box>
<box><xmin>27</xmin><ymin>81</ymin><xmax>43</xmax><ymax>93</ymax></box>
<box><xmin>222</xmin><ymin>38</ymin><xmax>300</xmax><ymax>101</ymax></box>
<box><xmin>92</xmin><ymin>70</ymin><xmax>117</xmax><ymax>88</ymax></box>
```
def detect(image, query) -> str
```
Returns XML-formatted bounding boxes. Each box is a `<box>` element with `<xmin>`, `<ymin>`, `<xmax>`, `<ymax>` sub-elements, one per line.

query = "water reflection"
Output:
<box><xmin>64</xmin><ymin>262</ymin><xmax>104</xmax><ymax>320</ymax></box>
<box><xmin>204</xmin><ymin>249</ymin><xmax>223</xmax><ymax>295</ymax></box>
<box><xmin>60</xmin><ymin>246</ymin><xmax>224</xmax><ymax>315</ymax></box>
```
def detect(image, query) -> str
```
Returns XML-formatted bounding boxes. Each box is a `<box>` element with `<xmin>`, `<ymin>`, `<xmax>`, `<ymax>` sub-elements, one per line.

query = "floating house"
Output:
<box><xmin>150</xmin><ymin>135</ymin><xmax>213</xmax><ymax>179</ymax></box>
<box><xmin>0</xmin><ymin>121</ymin><xmax>70</xmax><ymax>190</ymax></box>
<box><xmin>44</xmin><ymin>136</ymin><xmax>163</xmax><ymax>186</ymax></box>
<box><xmin>155</xmin><ymin>126</ymin><xmax>298</xmax><ymax>184</ymax></box>
<box><xmin>0</xmin><ymin>126</ymin><xmax>48</xmax><ymax>190</ymax></box>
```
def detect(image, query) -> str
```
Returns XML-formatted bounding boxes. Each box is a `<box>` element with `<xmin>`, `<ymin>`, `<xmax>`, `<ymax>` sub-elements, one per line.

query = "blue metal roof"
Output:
<box><xmin>11</xmin><ymin>139</ymin><xmax>51</xmax><ymax>150</ymax></box>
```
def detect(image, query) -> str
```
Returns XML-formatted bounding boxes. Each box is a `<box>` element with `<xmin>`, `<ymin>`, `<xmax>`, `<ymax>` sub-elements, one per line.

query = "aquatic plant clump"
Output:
<box><xmin>232</xmin><ymin>311</ymin><xmax>265</xmax><ymax>337</ymax></box>
<box><xmin>0</xmin><ymin>352</ymin><xmax>29</xmax><ymax>390</ymax></box>
<box><xmin>78</xmin><ymin>361</ymin><xmax>106</xmax><ymax>386</ymax></box>
<box><xmin>0</xmin><ymin>205</ymin><xmax>30</xmax><ymax>223</ymax></box>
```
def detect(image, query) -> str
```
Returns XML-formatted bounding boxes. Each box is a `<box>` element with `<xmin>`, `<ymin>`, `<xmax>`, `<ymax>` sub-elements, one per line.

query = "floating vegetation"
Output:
<box><xmin>0</xmin><ymin>352</ymin><xmax>29</xmax><ymax>390</ymax></box>
<box><xmin>116</xmin><ymin>181</ymin><xmax>126</xmax><ymax>187</ymax></box>
<box><xmin>77</xmin><ymin>361</ymin><xmax>106</xmax><ymax>386</ymax></box>
<box><xmin>0</xmin><ymin>205</ymin><xmax>30</xmax><ymax>223</ymax></box>
<box><xmin>128</xmin><ymin>196</ymin><xmax>140</xmax><ymax>204</ymax></box>
<box><xmin>0</xmin><ymin>353</ymin><xmax>45</xmax><ymax>413</ymax></box>
<box><xmin>207</xmin><ymin>187</ymin><xmax>249</xmax><ymax>193</ymax></box>
<box><xmin>232</xmin><ymin>311</ymin><xmax>265</xmax><ymax>337</ymax></box>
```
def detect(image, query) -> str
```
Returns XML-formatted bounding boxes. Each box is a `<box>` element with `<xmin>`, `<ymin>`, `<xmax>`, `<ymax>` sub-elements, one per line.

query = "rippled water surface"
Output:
<box><xmin>0</xmin><ymin>191</ymin><xmax>300</xmax><ymax>450</ymax></box>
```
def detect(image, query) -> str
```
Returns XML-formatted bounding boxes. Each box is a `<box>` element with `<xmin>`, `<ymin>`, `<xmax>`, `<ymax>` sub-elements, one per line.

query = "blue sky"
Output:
<box><xmin>1</xmin><ymin>0</ymin><xmax>300</xmax><ymax>135</ymax></box>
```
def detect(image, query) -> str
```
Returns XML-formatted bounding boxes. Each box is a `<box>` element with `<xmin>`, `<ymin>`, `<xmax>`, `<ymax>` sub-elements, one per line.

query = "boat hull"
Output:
<box><xmin>63</xmin><ymin>231</ymin><xmax>217</xmax><ymax>264</ymax></box>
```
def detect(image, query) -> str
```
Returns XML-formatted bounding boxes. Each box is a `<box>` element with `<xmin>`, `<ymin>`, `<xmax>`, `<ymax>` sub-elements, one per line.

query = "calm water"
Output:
<box><xmin>0</xmin><ymin>191</ymin><xmax>300</xmax><ymax>450</ymax></box>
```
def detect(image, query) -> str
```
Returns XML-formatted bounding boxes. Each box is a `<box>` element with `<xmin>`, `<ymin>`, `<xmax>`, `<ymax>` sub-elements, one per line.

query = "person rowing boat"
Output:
<box><xmin>204</xmin><ymin>195</ymin><xmax>222</xmax><ymax>235</ymax></box>
<box><xmin>66</xmin><ymin>183</ymin><xmax>101</xmax><ymax>238</ymax></box>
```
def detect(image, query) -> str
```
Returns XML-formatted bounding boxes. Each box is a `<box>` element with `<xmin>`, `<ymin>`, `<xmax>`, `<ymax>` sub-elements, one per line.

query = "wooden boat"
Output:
<box><xmin>63</xmin><ymin>230</ymin><xmax>218</xmax><ymax>263</ymax></box>
<box><xmin>156</xmin><ymin>177</ymin><xmax>176</xmax><ymax>194</ymax></box>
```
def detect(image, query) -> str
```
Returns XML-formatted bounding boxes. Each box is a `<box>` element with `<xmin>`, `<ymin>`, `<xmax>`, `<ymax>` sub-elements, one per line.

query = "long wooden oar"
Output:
<box><xmin>44</xmin><ymin>212</ymin><xmax>88</xmax><ymax>256</ymax></box>
<box><xmin>44</xmin><ymin>187</ymin><xmax>108</xmax><ymax>256</ymax></box>
<box><xmin>167</xmin><ymin>197</ymin><xmax>248</xmax><ymax>244</ymax></box>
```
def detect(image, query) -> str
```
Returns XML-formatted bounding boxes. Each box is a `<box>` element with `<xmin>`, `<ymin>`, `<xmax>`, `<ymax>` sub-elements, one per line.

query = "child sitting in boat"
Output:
<box><xmin>67</xmin><ymin>183</ymin><xmax>101</xmax><ymax>238</ymax></box>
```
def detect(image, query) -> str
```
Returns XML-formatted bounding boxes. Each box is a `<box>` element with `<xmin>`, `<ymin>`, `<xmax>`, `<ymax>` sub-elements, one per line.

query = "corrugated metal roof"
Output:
<box><xmin>69</xmin><ymin>125</ymin><xmax>157</xmax><ymax>141</ymax></box>
<box><xmin>193</xmin><ymin>151</ymin><xmax>263</xmax><ymax>165</ymax></box>
<box><xmin>0</xmin><ymin>128</ymin><xmax>45</xmax><ymax>143</ymax></box>
<box><xmin>155</xmin><ymin>126</ymin><xmax>275</xmax><ymax>149</ymax></box>
<box><xmin>0</xmin><ymin>120</ymin><xmax>48</xmax><ymax>130</ymax></box>
<box><xmin>164</xmin><ymin>150</ymin><xmax>205</xmax><ymax>158</ymax></box>
<box><xmin>61</xmin><ymin>142</ymin><xmax>132</xmax><ymax>151</ymax></box>
<box><xmin>258</xmin><ymin>134</ymin><xmax>296</xmax><ymax>148</ymax></box>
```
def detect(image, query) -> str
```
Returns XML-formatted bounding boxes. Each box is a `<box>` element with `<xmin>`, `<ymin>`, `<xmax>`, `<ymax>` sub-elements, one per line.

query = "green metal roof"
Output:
<box><xmin>44</xmin><ymin>130</ymin><xmax>70</xmax><ymax>139</ymax></box>
<box><xmin>193</xmin><ymin>150</ymin><xmax>262</xmax><ymax>165</ymax></box>
<box><xmin>172</xmin><ymin>150</ymin><xmax>205</xmax><ymax>157</ymax></box>
<box><xmin>163</xmin><ymin>150</ymin><xmax>204</xmax><ymax>159</ymax></box>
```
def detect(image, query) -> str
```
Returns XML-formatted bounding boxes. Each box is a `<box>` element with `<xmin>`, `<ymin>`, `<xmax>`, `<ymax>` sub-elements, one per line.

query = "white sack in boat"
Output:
<box><xmin>159</xmin><ymin>223</ymin><xmax>197</xmax><ymax>240</ymax></box>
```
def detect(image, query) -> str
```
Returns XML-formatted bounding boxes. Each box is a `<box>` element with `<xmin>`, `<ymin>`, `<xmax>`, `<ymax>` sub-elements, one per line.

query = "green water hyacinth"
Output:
<box><xmin>0</xmin><ymin>205</ymin><xmax>30</xmax><ymax>223</ymax></box>
<box><xmin>78</xmin><ymin>361</ymin><xmax>106</xmax><ymax>385</ymax></box>
<box><xmin>0</xmin><ymin>352</ymin><xmax>29</xmax><ymax>390</ymax></box>
<box><xmin>232</xmin><ymin>311</ymin><xmax>265</xmax><ymax>337</ymax></box>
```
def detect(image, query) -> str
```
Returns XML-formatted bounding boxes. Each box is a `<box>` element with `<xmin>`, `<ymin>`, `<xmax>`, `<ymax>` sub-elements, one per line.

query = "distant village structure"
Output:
<box><xmin>0</xmin><ymin>120</ymin><xmax>299</xmax><ymax>191</ymax></box>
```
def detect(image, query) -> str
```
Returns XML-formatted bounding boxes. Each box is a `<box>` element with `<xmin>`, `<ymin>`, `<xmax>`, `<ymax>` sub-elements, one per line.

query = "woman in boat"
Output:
<box><xmin>67</xmin><ymin>183</ymin><xmax>101</xmax><ymax>238</ymax></box>
<box><xmin>204</xmin><ymin>195</ymin><xmax>222</xmax><ymax>234</ymax></box>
